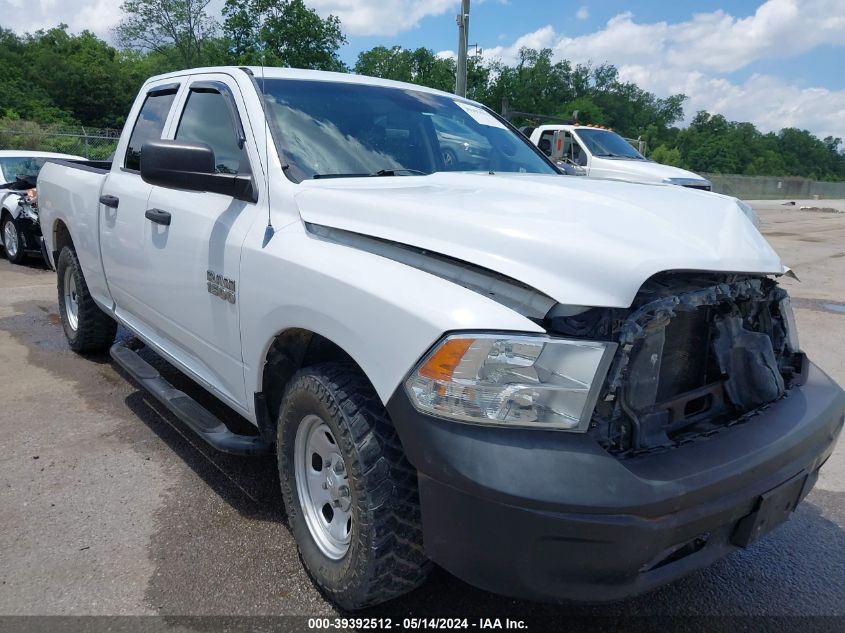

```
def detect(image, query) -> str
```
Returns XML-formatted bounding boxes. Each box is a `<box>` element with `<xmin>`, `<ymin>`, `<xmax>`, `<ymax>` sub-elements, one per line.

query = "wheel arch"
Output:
<box><xmin>52</xmin><ymin>218</ymin><xmax>75</xmax><ymax>254</ymax></box>
<box><xmin>255</xmin><ymin>326</ymin><xmax>377</xmax><ymax>443</ymax></box>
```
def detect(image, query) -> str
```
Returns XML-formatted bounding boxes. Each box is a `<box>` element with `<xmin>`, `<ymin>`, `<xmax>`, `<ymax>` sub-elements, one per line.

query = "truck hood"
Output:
<box><xmin>589</xmin><ymin>157</ymin><xmax>708</xmax><ymax>184</ymax></box>
<box><xmin>294</xmin><ymin>172</ymin><xmax>784</xmax><ymax>308</ymax></box>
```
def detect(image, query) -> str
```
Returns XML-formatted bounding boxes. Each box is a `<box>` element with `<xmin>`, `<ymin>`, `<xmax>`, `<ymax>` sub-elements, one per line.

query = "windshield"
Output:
<box><xmin>575</xmin><ymin>129</ymin><xmax>644</xmax><ymax>159</ymax></box>
<box><xmin>259</xmin><ymin>79</ymin><xmax>556</xmax><ymax>180</ymax></box>
<box><xmin>0</xmin><ymin>157</ymin><xmax>48</xmax><ymax>184</ymax></box>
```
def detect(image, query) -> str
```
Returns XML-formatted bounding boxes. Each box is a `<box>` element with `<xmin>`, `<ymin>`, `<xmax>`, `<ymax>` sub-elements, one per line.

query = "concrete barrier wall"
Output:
<box><xmin>703</xmin><ymin>173</ymin><xmax>845</xmax><ymax>199</ymax></box>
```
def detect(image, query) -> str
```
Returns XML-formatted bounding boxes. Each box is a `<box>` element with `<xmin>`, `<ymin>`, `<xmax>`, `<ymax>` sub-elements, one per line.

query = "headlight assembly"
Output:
<box><xmin>662</xmin><ymin>177</ymin><xmax>711</xmax><ymax>188</ymax></box>
<box><xmin>404</xmin><ymin>333</ymin><xmax>617</xmax><ymax>431</ymax></box>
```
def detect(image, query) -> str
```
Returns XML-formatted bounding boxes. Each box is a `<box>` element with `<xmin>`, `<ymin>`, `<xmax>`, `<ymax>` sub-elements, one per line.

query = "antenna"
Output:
<box><xmin>260</xmin><ymin>56</ymin><xmax>274</xmax><ymax>246</ymax></box>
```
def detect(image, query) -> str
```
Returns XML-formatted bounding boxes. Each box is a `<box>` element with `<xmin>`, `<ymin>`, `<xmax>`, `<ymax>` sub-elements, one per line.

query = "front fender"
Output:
<box><xmin>1</xmin><ymin>193</ymin><xmax>23</xmax><ymax>219</ymax></box>
<box><xmin>239</xmin><ymin>226</ymin><xmax>544</xmax><ymax>405</ymax></box>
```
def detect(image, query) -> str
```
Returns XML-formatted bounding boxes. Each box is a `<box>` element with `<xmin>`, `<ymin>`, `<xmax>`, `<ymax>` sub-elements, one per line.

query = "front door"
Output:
<box><xmin>139</xmin><ymin>75</ymin><xmax>262</xmax><ymax>409</ymax></box>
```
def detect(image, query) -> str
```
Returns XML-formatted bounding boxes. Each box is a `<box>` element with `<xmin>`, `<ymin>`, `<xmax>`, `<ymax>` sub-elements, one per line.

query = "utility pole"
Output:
<box><xmin>455</xmin><ymin>0</ymin><xmax>470</xmax><ymax>97</ymax></box>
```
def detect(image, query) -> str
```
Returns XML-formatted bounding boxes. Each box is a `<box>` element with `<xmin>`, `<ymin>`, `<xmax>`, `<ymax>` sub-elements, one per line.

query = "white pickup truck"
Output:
<box><xmin>38</xmin><ymin>67</ymin><xmax>843</xmax><ymax>610</ymax></box>
<box><xmin>529</xmin><ymin>123</ymin><xmax>712</xmax><ymax>190</ymax></box>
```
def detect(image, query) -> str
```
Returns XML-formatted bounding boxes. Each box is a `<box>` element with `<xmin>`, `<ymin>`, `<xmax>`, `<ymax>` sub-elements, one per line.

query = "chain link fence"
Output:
<box><xmin>0</xmin><ymin>122</ymin><xmax>121</xmax><ymax>160</ymax></box>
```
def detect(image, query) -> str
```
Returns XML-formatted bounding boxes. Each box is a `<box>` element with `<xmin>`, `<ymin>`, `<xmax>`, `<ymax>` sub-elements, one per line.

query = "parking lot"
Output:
<box><xmin>0</xmin><ymin>201</ymin><xmax>843</xmax><ymax>623</ymax></box>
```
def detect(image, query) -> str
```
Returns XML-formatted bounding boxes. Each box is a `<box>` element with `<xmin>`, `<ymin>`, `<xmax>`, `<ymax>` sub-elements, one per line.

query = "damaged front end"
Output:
<box><xmin>546</xmin><ymin>273</ymin><xmax>806</xmax><ymax>456</ymax></box>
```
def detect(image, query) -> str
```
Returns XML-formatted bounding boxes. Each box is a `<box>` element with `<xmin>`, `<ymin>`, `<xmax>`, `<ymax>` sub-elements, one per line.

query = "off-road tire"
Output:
<box><xmin>278</xmin><ymin>363</ymin><xmax>431</xmax><ymax>610</ymax></box>
<box><xmin>56</xmin><ymin>246</ymin><xmax>117</xmax><ymax>353</ymax></box>
<box><xmin>1</xmin><ymin>214</ymin><xmax>26</xmax><ymax>264</ymax></box>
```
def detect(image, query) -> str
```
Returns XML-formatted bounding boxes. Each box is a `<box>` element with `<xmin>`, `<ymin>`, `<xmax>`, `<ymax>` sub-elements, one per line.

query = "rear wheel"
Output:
<box><xmin>278</xmin><ymin>363</ymin><xmax>431</xmax><ymax>609</ymax></box>
<box><xmin>56</xmin><ymin>246</ymin><xmax>117</xmax><ymax>353</ymax></box>
<box><xmin>2</xmin><ymin>215</ymin><xmax>26</xmax><ymax>264</ymax></box>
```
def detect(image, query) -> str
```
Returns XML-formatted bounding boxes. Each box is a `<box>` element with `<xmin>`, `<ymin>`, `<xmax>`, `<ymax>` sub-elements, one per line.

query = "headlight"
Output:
<box><xmin>404</xmin><ymin>333</ymin><xmax>617</xmax><ymax>431</ymax></box>
<box><xmin>663</xmin><ymin>177</ymin><xmax>712</xmax><ymax>189</ymax></box>
<box><xmin>736</xmin><ymin>199</ymin><xmax>761</xmax><ymax>228</ymax></box>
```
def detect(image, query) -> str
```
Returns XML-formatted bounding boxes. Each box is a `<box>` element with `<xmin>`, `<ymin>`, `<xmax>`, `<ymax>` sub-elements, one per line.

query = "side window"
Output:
<box><xmin>124</xmin><ymin>88</ymin><xmax>178</xmax><ymax>171</ymax></box>
<box><xmin>176</xmin><ymin>89</ymin><xmax>247</xmax><ymax>175</ymax></box>
<box><xmin>569</xmin><ymin>134</ymin><xmax>587</xmax><ymax>166</ymax></box>
<box><xmin>538</xmin><ymin>131</ymin><xmax>554</xmax><ymax>156</ymax></box>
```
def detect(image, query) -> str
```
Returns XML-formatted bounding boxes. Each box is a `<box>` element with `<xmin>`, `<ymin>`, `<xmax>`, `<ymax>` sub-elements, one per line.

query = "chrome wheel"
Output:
<box><xmin>63</xmin><ymin>266</ymin><xmax>79</xmax><ymax>332</ymax></box>
<box><xmin>294</xmin><ymin>414</ymin><xmax>352</xmax><ymax>560</ymax></box>
<box><xmin>3</xmin><ymin>220</ymin><xmax>19</xmax><ymax>260</ymax></box>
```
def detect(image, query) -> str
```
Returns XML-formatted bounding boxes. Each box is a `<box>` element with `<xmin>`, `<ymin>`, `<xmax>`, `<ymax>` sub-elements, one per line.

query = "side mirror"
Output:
<box><xmin>140</xmin><ymin>140</ymin><xmax>256</xmax><ymax>202</ymax></box>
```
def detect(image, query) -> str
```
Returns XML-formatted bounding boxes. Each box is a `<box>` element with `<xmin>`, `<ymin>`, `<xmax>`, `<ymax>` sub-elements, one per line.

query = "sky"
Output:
<box><xmin>2</xmin><ymin>0</ymin><xmax>844</xmax><ymax>139</ymax></box>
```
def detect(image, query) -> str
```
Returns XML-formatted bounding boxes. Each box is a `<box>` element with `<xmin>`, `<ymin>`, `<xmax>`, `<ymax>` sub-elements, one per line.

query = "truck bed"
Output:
<box><xmin>44</xmin><ymin>158</ymin><xmax>112</xmax><ymax>174</ymax></box>
<box><xmin>37</xmin><ymin>159</ymin><xmax>112</xmax><ymax>306</ymax></box>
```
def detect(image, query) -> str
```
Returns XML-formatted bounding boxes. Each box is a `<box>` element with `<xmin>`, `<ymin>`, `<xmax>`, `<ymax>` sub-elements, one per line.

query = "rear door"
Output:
<box><xmin>138</xmin><ymin>74</ymin><xmax>263</xmax><ymax>409</ymax></box>
<box><xmin>100</xmin><ymin>81</ymin><xmax>182</xmax><ymax>315</ymax></box>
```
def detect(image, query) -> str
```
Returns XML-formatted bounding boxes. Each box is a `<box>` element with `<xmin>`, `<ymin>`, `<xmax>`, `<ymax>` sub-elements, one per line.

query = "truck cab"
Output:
<box><xmin>530</xmin><ymin>124</ymin><xmax>712</xmax><ymax>190</ymax></box>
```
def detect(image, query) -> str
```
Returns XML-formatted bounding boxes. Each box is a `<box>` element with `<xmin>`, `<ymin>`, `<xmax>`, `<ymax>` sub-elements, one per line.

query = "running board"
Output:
<box><xmin>110</xmin><ymin>342</ymin><xmax>273</xmax><ymax>456</ymax></box>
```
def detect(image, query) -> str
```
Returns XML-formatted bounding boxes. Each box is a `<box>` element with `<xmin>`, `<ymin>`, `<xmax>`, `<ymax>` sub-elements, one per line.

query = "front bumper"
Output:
<box><xmin>16</xmin><ymin>213</ymin><xmax>42</xmax><ymax>253</ymax></box>
<box><xmin>386</xmin><ymin>362</ymin><xmax>845</xmax><ymax>603</ymax></box>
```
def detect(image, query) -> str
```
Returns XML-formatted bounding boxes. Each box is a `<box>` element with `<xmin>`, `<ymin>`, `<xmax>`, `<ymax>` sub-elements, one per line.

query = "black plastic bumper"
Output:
<box><xmin>386</xmin><ymin>362</ymin><xmax>845</xmax><ymax>603</ymax></box>
<box><xmin>17</xmin><ymin>216</ymin><xmax>42</xmax><ymax>253</ymax></box>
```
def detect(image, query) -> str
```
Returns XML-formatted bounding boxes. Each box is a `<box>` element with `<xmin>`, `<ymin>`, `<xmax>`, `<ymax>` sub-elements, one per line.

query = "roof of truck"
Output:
<box><xmin>143</xmin><ymin>66</ymin><xmax>471</xmax><ymax>103</ymax></box>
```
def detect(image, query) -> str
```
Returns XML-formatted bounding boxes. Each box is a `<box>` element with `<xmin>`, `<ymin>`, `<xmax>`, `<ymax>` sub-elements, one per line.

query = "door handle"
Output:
<box><xmin>145</xmin><ymin>208</ymin><xmax>172</xmax><ymax>226</ymax></box>
<box><xmin>99</xmin><ymin>194</ymin><xmax>119</xmax><ymax>209</ymax></box>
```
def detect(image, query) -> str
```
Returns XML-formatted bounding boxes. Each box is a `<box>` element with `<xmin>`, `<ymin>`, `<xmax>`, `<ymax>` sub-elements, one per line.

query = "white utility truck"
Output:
<box><xmin>37</xmin><ymin>67</ymin><xmax>843</xmax><ymax>609</ymax></box>
<box><xmin>530</xmin><ymin>124</ymin><xmax>712</xmax><ymax>190</ymax></box>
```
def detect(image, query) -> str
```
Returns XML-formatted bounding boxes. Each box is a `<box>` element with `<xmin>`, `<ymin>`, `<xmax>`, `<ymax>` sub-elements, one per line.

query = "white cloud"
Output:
<box><xmin>619</xmin><ymin>65</ymin><xmax>845</xmax><ymax>140</ymax></box>
<box><xmin>0</xmin><ymin>0</ymin><xmax>124</xmax><ymax>39</ymax></box>
<box><xmin>0</xmin><ymin>0</ymin><xmax>462</xmax><ymax>39</ymax></box>
<box><xmin>308</xmin><ymin>0</ymin><xmax>457</xmax><ymax>36</ymax></box>
<box><xmin>478</xmin><ymin>0</ymin><xmax>845</xmax><ymax>138</ymax></box>
<box><xmin>481</xmin><ymin>25</ymin><xmax>558</xmax><ymax>64</ymax></box>
<box><xmin>576</xmin><ymin>5</ymin><xmax>589</xmax><ymax>21</ymax></box>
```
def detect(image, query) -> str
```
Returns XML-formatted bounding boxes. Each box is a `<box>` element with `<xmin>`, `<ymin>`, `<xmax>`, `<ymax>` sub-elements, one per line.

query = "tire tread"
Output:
<box><xmin>279</xmin><ymin>363</ymin><xmax>431</xmax><ymax>609</ymax></box>
<box><xmin>57</xmin><ymin>246</ymin><xmax>117</xmax><ymax>353</ymax></box>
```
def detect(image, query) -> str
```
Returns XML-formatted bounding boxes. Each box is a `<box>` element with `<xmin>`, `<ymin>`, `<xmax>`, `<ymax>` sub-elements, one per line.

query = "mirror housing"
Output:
<box><xmin>140</xmin><ymin>140</ymin><xmax>256</xmax><ymax>202</ymax></box>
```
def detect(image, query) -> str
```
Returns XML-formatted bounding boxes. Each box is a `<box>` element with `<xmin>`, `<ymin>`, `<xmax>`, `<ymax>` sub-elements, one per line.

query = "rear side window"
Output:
<box><xmin>124</xmin><ymin>87</ymin><xmax>178</xmax><ymax>171</ymax></box>
<box><xmin>176</xmin><ymin>90</ymin><xmax>247</xmax><ymax>175</ymax></box>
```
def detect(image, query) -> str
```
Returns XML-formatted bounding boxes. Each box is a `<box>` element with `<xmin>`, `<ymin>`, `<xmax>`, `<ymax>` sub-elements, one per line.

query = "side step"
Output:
<box><xmin>110</xmin><ymin>342</ymin><xmax>273</xmax><ymax>456</ymax></box>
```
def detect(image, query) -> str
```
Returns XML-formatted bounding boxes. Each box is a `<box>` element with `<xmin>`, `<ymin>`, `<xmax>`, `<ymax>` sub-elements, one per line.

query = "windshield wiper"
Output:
<box><xmin>312</xmin><ymin>168</ymin><xmax>429</xmax><ymax>180</ymax></box>
<box><xmin>311</xmin><ymin>173</ymin><xmax>370</xmax><ymax>179</ymax></box>
<box><xmin>372</xmin><ymin>168</ymin><xmax>429</xmax><ymax>176</ymax></box>
<box><xmin>594</xmin><ymin>152</ymin><xmax>644</xmax><ymax>160</ymax></box>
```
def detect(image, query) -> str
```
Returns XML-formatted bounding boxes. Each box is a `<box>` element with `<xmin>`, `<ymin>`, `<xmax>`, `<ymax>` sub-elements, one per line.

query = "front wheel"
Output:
<box><xmin>277</xmin><ymin>364</ymin><xmax>431</xmax><ymax>610</ymax></box>
<box><xmin>2</xmin><ymin>215</ymin><xmax>26</xmax><ymax>264</ymax></box>
<box><xmin>56</xmin><ymin>246</ymin><xmax>117</xmax><ymax>353</ymax></box>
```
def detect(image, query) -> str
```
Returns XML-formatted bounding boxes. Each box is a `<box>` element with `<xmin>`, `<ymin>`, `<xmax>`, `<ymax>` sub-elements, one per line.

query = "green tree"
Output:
<box><xmin>557</xmin><ymin>96</ymin><xmax>606</xmax><ymax>125</ymax></box>
<box><xmin>355</xmin><ymin>46</ymin><xmax>455</xmax><ymax>92</ymax></box>
<box><xmin>116</xmin><ymin>0</ymin><xmax>217</xmax><ymax>68</ymax></box>
<box><xmin>649</xmin><ymin>145</ymin><xmax>683</xmax><ymax>166</ymax></box>
<box><xmin>484</xmin><ymin>48</ymin><xmax>577</xmax><ymax>120</ymax></box>
<box><xmin>223</xmin><ymin>0</ymin><xmax>346</xmax><ymax>71</ymax></box>
<box><xmin>23</xmin><ymin>27</ymin><xmax>141</xmax><ymax>128</ymax></box>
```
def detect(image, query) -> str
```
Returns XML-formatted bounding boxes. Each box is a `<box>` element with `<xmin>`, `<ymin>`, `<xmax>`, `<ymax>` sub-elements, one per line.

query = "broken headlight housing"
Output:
<box><xmin>405</xmin><ymin>333</ymin><xmax>617</xmax><ymax>431</ymax></box>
